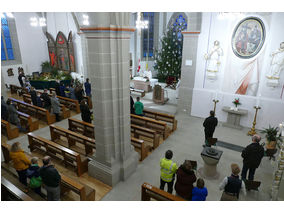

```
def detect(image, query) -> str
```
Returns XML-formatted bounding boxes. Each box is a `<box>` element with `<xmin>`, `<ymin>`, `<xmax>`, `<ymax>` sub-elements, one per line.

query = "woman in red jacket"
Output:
<box><xmin>174</xmin><ymin>160</ymin><xmax>197</xmax><ymax>200</ymax></box>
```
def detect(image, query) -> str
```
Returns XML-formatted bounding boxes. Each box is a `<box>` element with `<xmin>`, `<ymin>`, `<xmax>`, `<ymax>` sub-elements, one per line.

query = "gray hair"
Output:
<box><xmin>252</xmin><ymin>134</ymin><xmax>261</xmax><ymax>143</ymax></box>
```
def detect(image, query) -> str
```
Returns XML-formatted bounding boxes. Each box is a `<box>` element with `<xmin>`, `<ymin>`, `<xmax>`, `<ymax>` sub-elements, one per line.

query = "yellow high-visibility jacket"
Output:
<box><xmin>160</xmin><ymin>158</ymin><xmax>178</xmax><ymax>182</ymax></box>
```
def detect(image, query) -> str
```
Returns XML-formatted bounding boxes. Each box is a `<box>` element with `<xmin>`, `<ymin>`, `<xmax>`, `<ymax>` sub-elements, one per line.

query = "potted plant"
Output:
<box><xmin>261</xmin><ymin>125</ymin><xmax>283</xmax><ymax>149</ymax></box>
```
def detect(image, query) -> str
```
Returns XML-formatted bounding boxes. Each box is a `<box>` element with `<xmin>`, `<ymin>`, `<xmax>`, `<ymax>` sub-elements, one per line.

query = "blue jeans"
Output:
<box><xmin>16</xmin><ymin>169</ymin><xmax>28</xmax><ymax>186</ymax></box>
<box><xmin>241</xmin><ymin>164</ymin><xmax>256</xmax><ymax>180</ymax></box>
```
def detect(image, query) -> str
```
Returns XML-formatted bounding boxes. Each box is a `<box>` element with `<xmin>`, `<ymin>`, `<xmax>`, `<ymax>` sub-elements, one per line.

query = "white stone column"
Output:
<box><xmin>80</xmin><ymin>12</ymin><xmax>138</xmax><ymax>186</ymax></box>
<box><xmin>1</xmin><ymin>71</ymin><xmax>7</xmax><ymax>100</ymax></box>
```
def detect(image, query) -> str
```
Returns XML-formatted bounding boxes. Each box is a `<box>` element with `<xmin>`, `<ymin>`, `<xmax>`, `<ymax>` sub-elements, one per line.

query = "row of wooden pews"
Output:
<box><xmin>1</xmin><ymin>142</ymin><xmax>96</xmax><ymax>201</ymax></box>
<box><xmin>10</xmin><ymin>84</ymin><xmax>28</xmax><ymax>96</ymax></box>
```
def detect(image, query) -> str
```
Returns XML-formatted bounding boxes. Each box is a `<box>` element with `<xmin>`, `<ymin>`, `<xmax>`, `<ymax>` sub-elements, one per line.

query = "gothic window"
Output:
<box><xmin>172</xmin><ymin>14</ymin><xmax>187</xmax><ymax>41</ymax></box>
<box><xmin>142</xmin><ymin>12</ymin><xmax>154</xmax><ymax>58</ymax></box>
<box><xmin>56</xmin><ymin>31</ymin><xmax>70</xmax><ymax>71</ymax></box>
<box><xmin>1</xmin><ymin>14</ymin><xmax>14</xmax><ymax>61</ymax></box>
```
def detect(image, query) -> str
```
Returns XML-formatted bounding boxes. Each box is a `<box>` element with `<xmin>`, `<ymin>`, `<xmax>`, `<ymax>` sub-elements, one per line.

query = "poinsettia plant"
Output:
<box><xmin>232</xmin><ymin>98</ymin><xmax>241</xmax><ymax>108</ymax></box>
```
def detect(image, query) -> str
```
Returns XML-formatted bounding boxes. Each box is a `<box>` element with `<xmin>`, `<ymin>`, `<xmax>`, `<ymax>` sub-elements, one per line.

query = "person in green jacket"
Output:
<box><xmin>134</xmin><ymin>96</ymin><xmax>144</xmax><ymax>116</ymax></box>
<box><xmin>160</xmin><ymin>150</ymin><xmax>178</xmax><ymax>194</ymax></box>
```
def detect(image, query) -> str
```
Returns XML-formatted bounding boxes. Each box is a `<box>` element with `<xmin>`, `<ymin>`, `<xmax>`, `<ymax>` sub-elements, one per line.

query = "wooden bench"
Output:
<box><xmin>131</xmin><ymin>124</ymin><xmax>160</xmax><ymax>149</ymax></box>
<box><xmin>22</xmin><ymin>94</ymin><xmax>70</xmax><ymax>119</ymax></box>
<box><xmin>41</xmin><ymin>90</ymin><xmax>80</xmax><ymax>113</ymax></box>
<box><xmin>68</xmin><ymin>117</ymin><xmax>95</xmax><ymax>138</ymax></box>
<box><xmin>27</xmin><ymin>132</ymin><xmax>88</xmax><ymax>176</ymax></box>
<box><xmin>10</xmin><ymin>84</ymin><xmax>28</xmax><ymax>96</ymax></box>
<box><xmin>60</xmin><ymin>174</ymin><xmax>95</xmax><ymax>201</ymax></box>
<box><xmin>50</xmin><ymin>125</ymin><xmax>96</xmax><ymax>156</ymax></box>
<box><xmin>50</xmin><ymin>88</ymin><xmax>93</xmax><ymax>109</ymax></box>
<box><xmin>131</xmin><ymin>114</ymin><xmax>169</xmax><ymax>139</ymax></box>
<box><xmin>8</xmin><ymin>98</ymin><xmax>56</xmax><ymax>125</ymax></box>
<box><xmin>130</xmin><ymin>87</ymin><xmax>145</xmax><ymax>97</ymax></box>
<box><xmin>1</xmin><ymin>176</ymin><xmax>34</xmax><ymax>201</ymax></box>
<box><xmin>1</xmin><ymin>142</ymin><xmax>11</xmax><ymax>163</ymax></box>
<box><xmin>17</xmin><ymin>111</ymin><xmax>39</xmax><ymax>132</ymax></box>
<box><xmin>143</xmin><ymin>109</ymin><xmax>177</xmax><ymax>132</ymax></box>
<box><xmin>131</xmin><ymin>137</ymin><xmax>150</xmax><ymax>161</ymax></box>
<box><xmin>1</xmin><ymin>119</ymin><xmax>19</xmax><ymax>140</ymax></box>
<box><xmin>141</xmin><ymin>182</ymin><xmax>185</xmax><ymax>201</ymax></box>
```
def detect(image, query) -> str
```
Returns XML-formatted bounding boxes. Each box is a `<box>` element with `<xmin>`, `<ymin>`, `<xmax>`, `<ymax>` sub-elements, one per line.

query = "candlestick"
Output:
<box><xmin>247</xmin><ymin>106</ymin><xmax>261</xmax><ymax>136</ymax></box>
<box><xmin>213</xmin><ymin>99</ymin><xmax>219</xmax><ymax>116</ymax></box>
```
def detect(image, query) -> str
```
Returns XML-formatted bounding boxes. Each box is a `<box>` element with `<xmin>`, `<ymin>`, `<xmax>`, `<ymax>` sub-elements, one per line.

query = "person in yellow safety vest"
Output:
<box><xmin>160</xmin><ymin>150</ymin><xmax>178</xmax><ymax>194</ymax></box>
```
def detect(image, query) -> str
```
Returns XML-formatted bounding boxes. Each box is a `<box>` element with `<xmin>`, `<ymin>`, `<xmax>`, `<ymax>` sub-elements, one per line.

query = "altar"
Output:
<box><xmin>133</xmin><ymin>71</ymin><xmax>158</xmax><ymax>92</ymax></box>
<box><xmin>222</xmin><ymin>106</ymin><xmax>248</xmax><ymax>129</ymax></box>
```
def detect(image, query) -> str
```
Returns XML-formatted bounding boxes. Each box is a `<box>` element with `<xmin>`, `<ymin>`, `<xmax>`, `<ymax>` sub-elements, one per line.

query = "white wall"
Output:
<box><xmin>46</xmin><ymin>12</ymin><xmax>84</xmax><ymax>77</ymax></box>
<box><xmin>1</xmin><ymin>12</ymin><xmax>49</xmax><ymax>85</ymax></box>
<box><xmin>191</xmin><ymin>12</ymin><xmax>284</xmax><ymax>129</ymax></box>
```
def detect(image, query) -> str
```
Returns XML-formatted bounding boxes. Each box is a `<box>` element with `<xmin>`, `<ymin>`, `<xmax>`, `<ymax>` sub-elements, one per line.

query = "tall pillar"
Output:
<box><xmin>1</xmin><ymin>71</ymin><xmax>7</xmax><ymax>100</ymax></box>
<box><xmin>80</xmin><ymin>12</ymin><xmax>139</xmax><ymax>186</ymax></box>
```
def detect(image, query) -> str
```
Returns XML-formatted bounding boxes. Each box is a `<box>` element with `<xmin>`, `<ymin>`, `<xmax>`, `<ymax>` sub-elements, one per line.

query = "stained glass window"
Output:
<box><xmin>172</xmin><ymin>14</ymin><xmax>187</xmax><ymax>41</ymax></box>
<box><xmin>142</xmin><ymin>12</ymin><xmax>154</xmax><ymax>58</ymax></box>
<box><xmin>1</xmin><ymin>13</ymin><xmax>14</xmax><ymax>61</ymax></box>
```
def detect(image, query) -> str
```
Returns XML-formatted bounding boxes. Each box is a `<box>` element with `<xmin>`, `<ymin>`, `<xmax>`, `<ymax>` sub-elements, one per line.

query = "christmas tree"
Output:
<box><xmin>154</xmin><ymin>28</ymin><xmax>183</xmax><ymax>82</ymax></box>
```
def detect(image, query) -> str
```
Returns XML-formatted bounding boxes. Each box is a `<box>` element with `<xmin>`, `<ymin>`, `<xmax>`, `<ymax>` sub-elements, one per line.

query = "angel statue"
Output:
<box><xmin>266</xmin><ymin>42</ymin><xmax>284</xmax><ymax>87</ymax></box>
<box><xmin>204</xmin><ymin>40</ymin><xmax>223</xmax><ymax>80</ymax></box>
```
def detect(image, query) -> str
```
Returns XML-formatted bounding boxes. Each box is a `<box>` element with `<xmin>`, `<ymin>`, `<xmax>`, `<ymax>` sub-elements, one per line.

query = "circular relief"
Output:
<box><xmin>232</xmin><ymin>17</ymin><xmax>265</xmax><ymax>59</ymax></box>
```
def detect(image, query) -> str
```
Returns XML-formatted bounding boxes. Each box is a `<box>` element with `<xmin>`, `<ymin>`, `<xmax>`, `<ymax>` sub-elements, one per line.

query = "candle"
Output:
<box><xmin>214</xmin><ymin>91</ymin><xmax>218</xmax><ymax>100</ymax></box>
<box><xmin>256</xmin><ymin>97</ymin><xmax>260</xmax><ymax>107</ymax></box>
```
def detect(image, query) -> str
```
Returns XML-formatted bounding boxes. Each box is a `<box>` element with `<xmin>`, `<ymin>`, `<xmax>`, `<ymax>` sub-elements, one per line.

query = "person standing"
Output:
<box><xmin>59</xmin><ymin>82</ymin><xmax>66</xmax><ymax>97</ymax></box>
<box><xmin>241</xmin><ymin>134</ymin><xmax>264</xmax><ymax>181</ymax></box>
<box><xmin>192</xmin><ymin>178</ymin><xmax>208</xmax><ymax>201</ymax></box>
<box><xmin>27</xmin><ymin>157</ymin><xmax>42</xmax><ymax>196</ymax></box>
<box><xmin>30</xmin><ymin>87</ymin><xmax>37</xmax><ymax>106</ymax></box>
<box><xmin>75</xmin><ymin>85</ymin><xmax>84</xmax><ymax>104</ymax></box>
<box><xmin>160</xmin><ymin>150</ymin><xmax>178</xmax><ymax>194</ymax></box>
<box><xmin>50</xmin><ymin>92</ymin><xmax>61</xmax><ymax>122</ymax></box>
<box><xmin>69</xmin><ymin>84</ymin><xmax>76</xmax><ymax>100</ymax></box>
<box><xmin>9</xmin><ymin>142</ymin><xmax>31</xmax><ymax>187</ymax></box>
<box><xmin>219</xmin><ymin>163</ymin><xmax>246</xmax><ymax>201</ymax></box>
<box><xmin>203</xmin><ymin>110</ymin><xmax>218</xmax><ymax>146</ymax></box>
<box><xmin>134</xmin><ymin>97</ymin><xmax>144</xmax><ymax>116</ymax></box>
<box><xmin>174</xmin><ymin>160</ymin><xmax>197</xmax><ymax>200</ymax></box>
<box><xmin>54</xmin><ymin>80</ymin><xmax>61</xmax><ymax>96</ymax></box>
<box><xmin>7</xmin><ymin>99</ymin><xmax>25</xmax><ymax>132</ymax></box>
<box><xmin>39</xmin><ymin>156</ymin><xmax>61</xmax><ymax>201</ymax></box>
<box><xmin>130</xmin><ymin>95</ymin><xmax>135</xmax><ymax>114</ymax></box>
<box><xmin>80</xmin><ymin>99</ymin><xmax>92</xmax><ymax>123</ymax></box>
<box><xmin>18</xmin><ymin>71</ymin><xmax>24</xmax><ymax>87</ymax></box>
<box><xmin>1</xmin><ymin>96</ymin><xmax>8</xmax><ymax>121</ymax></box>
<box><xmin>84</xmin><ymin>78</ymin><xmax>91</xmax><ymax>97</ymax></box>
<box><xmin>40</xmin><ymin>89</ymin><xmax>51</xmax><ymax>111</ymax></box>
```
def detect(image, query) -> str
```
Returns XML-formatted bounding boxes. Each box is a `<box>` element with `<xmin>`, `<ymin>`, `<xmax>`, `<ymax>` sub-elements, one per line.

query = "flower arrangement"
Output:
<box><xmin>232</xmin><ymin>98</ymin><xmax>241</xmax><ymax>108</ymax></box>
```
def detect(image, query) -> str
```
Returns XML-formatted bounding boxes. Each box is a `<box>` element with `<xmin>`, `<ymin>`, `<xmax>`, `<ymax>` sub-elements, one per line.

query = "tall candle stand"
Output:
<box><xmin>247</xmin><ymin>105</ymin><xmax>261</xmax><ymax>136</ymax></box>
<box><xmin>213</xmin><ymin>99</ymin><xmax>219</xmax><ymax>116</ymax></box>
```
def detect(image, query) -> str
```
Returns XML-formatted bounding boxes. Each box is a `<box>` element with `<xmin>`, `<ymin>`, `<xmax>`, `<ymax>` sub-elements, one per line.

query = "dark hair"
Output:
<box><xmin>197</xmin><ymin>178</ymin><xmax>205</xmax><ymax>188</ymax></box>
<box><xmin>136</xmin><ymin>97</ymin><xmax>140</xmax><ymax>101</ymax></box>
<box><xmin>182</xmin><ymin>160</ymin><xmax>192</xmax><ymax>172</ymax></box>
<box><xmin>6</xmin><ymin>99</ymin><xmax>11</xmax><ymax>105</ymax></box>
<box><xmin>86</xmin><ymin>78</ymin><xmax>89</xmax><ymax>81</ymax></box>
<box><xmin>42</xmin><ymin>156</ymin><xmax>51</xmax><ymax>166</ymax></box>
<box><xmin>210</xmin><ymin>110</ymin><xmax>215</xmax><ymax>116</ymax></box>
<box><xmin>165</xmin><ymin>150</ymin><xmax>173</xmax><ymax>159</ymax></box>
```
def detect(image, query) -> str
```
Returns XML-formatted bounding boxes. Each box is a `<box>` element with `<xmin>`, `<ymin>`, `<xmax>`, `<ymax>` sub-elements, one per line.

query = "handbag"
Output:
<box><xmin>29</xmin><ymin>176</ymin><xmax>42</xmax><ymax>189</ymax></box>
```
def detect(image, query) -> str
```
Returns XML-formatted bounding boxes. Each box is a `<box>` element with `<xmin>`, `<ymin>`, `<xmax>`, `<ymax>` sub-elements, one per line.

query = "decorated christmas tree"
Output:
<box><xmin>154</xmin><ymin>28</ymin><xmax>183</xmax><ymax>82</ymax></box>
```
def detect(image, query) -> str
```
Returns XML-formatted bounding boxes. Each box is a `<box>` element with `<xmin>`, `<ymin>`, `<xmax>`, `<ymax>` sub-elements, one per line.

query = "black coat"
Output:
<box><xmin>130</xmin><ymin>96</ymin><xmax>135</xmax><ymax>114</ymax></box>
<box><xmin>203</xmin><ymin>116</ymin><xmax>218</xmax><ymax>134</ymax></box>
<box><xmin>30</xmin><ymin>90</ymin><xmax>37</xmax><ymax>106</ymax></box>
<box><xmin>80</xmin><ymin>104</ymin><xmax>92</xmax><ymax>123</ymax></box>
<box><xmin>39</xmin><ymin>165</ymin><xmax>61</xmax><ymax>187</ymax></box>
<box><xmin>54</xmin><ymin>82</ymin><xmax>61</xmax><ymax>96</ymax></box>
<box><xmin>40</xmin><ymin>93</ymin><xmax>51</xmax><ymax>107</ymax></box>
<box><xmin>241</xmin><ymin>142</ymin><xmax>264</xmax><ymax>168</ymax></box>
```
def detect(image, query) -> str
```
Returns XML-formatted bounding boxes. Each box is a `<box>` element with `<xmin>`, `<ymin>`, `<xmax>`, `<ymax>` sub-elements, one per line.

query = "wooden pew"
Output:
<box><xmin>60</xmin><ymin>174</ymin><xmax>95</xmax><ymax>201</ymax></box>
<box><xmin>131</xmin><ymin>137</ymin><xmax>150</xmax><ymax>161</ymax></box>
<box><xmin>1</xmin><ymin>143</ymin><xmax>95</xmax><ymax>201</ymax></box>
<box><xmin>40</xmin><ymin>90</ymin><xmax>80</xmax><ymax>113</ymax></box>
<box><xmin>141</xmin><ymin>182</ymin><xmax>185</xmax><ymax>201</ymax></box>
<box><xmin>131</xmin><ymin>124</ymin><xmax>160</xmax><ymax>149</ymax></box>
<box><xmin>143</xmin><ymin>109</ymin><xmax>178</xmax><ymax>132</ymax></box>
<box><xmin>68</xmin><ymin>117</ymin><xmax>95</xmax><ymax>138</ymax></box>
<box><xmin>22</xmin><ymin>94</ymin><xmax>70</xmax><ymax>119</ymax></box>
<box><xmin>1</xmin><ymin>119</ymin><xmax>19</xmax><ymax>140</ymax></box>
<box><xmin>49</xmin><ymin>125</ymin><xmax>96</xmax><ymax>156</ymax></box>
<box><xmin>10</xmin><ymin>84</ymin><xmax>21</xmax><ymax>94</ymax></box>
<box><xmin>1</xmin><ymin>176</ymin><xmax>34</xmax><ymax>201</ymax></box>
<box><xmin>49</xmin><ymin>88</ymin><xmax>93</xmax><ymax>109</ymax></box>
<box><xmin>131</xmin><ymin>114</ymin><xmax>169</xmax><ymax>139</ymax></box>
<box><xmin>17</xmin><ymin>111</ymin><xmax>39</xmax><ymax>132</ymax></box>
<box><xmin>130</xmin><ymin>88</ymin><xmax>145</xmax><ymax>97</ymax></box>
<box><xmin>8</xmin><ymin>98</ymin><xmax>56</xmax><ymax>125</ymax></box>
<box><xmin>27</xmin><ymin>132</ymin><xmax>88</xmax><ymax>177</ymax></box>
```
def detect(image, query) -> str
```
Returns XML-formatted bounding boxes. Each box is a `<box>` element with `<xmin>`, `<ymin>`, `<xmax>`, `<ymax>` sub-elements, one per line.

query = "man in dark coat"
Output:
<box><xmin>203</xmin><ymin>110</ymin><xmax>218</xmax><ymax>146</ymax></box>
<box><xmin>54</xmin><ymin>80</ymin><xmax>61</xmax><ymax>96</ymax></box>
<box><xmin>30</xmin><ymin>87</ymin><xmax>37</xmax><ymax>106</ymax></box>
<box><xmin>40</xmin><ymin>89</ymin><xmax>51</xmax><ymax>111</ymax></box>
<box><xmin>18</xmin><ymin>71</ymin><xmax>24</xmax><ymax>87</ymax></box>
<box><xmin>241</xmin><ymin>134</ymin><xmax>264</xmax><ymax>181</ymax></box>
<box><xmin>80</xmin><ymin>100</ymin><xmax>92</xmax><ymax>123</ymax></box>
<box><xmin>1</xmin><ymin>96</ymin><xmax>8</xmax><ymax>121</ymax></box>
<box><xmin>130</xmin><ymin>95</ymin><xmax>135</xmax><ymax>114</ymax></box>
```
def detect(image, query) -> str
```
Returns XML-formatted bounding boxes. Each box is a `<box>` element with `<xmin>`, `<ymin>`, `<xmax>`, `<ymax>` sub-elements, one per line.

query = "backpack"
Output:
<box><xmin>29</xmin><ymin>176</ymin><xmax>42</xmax><ymax>189</ymax></box>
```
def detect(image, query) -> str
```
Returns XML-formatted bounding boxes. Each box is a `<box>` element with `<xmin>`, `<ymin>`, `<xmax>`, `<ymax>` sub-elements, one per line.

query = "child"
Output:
<box><xmin>192</xmin><ymin>178</ymin><xmax>208</xmax><ymax>201</ymax></box>
<box><xmin>27</xmin><ymin>157</ymin><xmax>42</xmax><ymax>196</ymax></box>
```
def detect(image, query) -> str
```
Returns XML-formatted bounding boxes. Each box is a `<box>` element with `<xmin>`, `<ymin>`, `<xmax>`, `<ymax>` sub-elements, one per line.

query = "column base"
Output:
<box><xmin>88</xmin><ymin>150</ymin><xmax>139</xmax><ymax>187</ymax></box>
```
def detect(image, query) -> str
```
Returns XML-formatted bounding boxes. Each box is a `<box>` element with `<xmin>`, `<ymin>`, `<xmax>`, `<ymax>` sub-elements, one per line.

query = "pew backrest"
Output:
<box><xmin>131</xmin><ymin>124</ymin><xmax>160</xmax><ymax>149</ymax></box>
<box><xmin>68</xmin><ymin>117</ymin><xmax>95</xmax><ymax>138</ymax></box>
<box><xmin>1</xmin><ymin>119</ymin><xmax>19</xmax><ymax>140</ymax></box>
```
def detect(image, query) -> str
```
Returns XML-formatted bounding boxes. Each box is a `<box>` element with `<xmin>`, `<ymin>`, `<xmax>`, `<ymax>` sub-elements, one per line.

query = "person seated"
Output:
<box><xmin>59</xmin><ymin>82</ymin><xmax>66</xmax><ymax>97</ymax></box>
<box><xmin>64</xmin><ymin>85</ymin><xmax>71</xmax><ymax>98</ymax></box>
<box><xmin>6</xmin><ymin>99</ymin><xmax>25</xmax><ymax>132</ymax></box>
<box><xmin>36</xmin><ymin>92</ymin><xmax>43</xmax><ymax>107</ymax></box>
<box><xmin>174</xmin><ymin>160</ymin><xmax>197</xmax><ymax>200</ymax></box>
<box><xmin>134</xmin><ymin>97</ymin><xmax>144</xmax><ymax>116</ymax></box>
<box><xmin>69</xmin><ymin>84</ymin><xmax>76</xmax><ymax>100</ymax></box>
<box><xmin>40</xmin><ymin>89</ymin><xmax>51</xmax><ymax>111</ymax></box>
<box><xmin>80</xmin><ymin>99</ymin><xmax>92</xmax><ymax>123</ymax></box>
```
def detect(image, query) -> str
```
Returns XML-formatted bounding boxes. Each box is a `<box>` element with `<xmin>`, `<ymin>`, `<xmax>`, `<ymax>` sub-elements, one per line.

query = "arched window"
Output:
<box><xmin>142</xmin><ymin>12</ymin><xmax>155</xmax><ymax>58</ymax></box>
<box><xmin>1</xmin><ymin>13</ymin><xmax>14</xmax><ymax>61</ymax></box>
<box><xmin>172</xmin><ymin>14</ymin><xmax>187</xmax><ymax>41</ymax></box>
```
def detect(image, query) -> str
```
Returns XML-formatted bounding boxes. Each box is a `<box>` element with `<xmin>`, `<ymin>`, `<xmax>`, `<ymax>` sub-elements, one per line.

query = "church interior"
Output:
<box><xmin>1</xmin><ymin>3</ymin><xmax>284</xmax><ymax>207</ymax></box>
